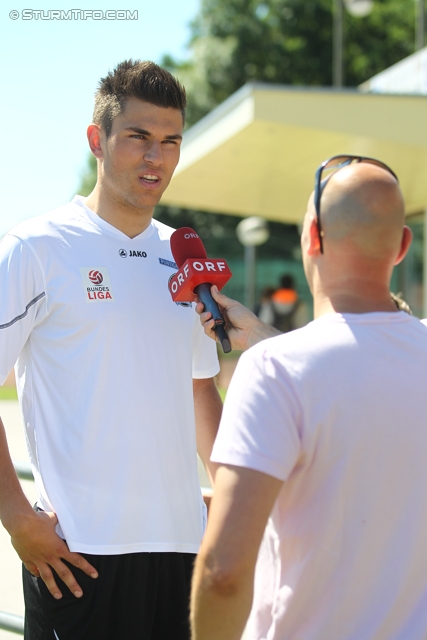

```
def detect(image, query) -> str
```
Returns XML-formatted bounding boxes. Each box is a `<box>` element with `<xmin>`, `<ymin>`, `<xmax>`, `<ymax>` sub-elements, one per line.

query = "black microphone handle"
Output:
<box><xmin>194</xmin><ymin>283</ymin><xmax>232</xmax><ymax>354</ymax></box>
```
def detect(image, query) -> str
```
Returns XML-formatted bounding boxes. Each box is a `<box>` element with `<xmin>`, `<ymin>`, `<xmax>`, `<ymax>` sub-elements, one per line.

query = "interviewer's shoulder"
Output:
<box><xmin>245</xmin><ymin>322</ymin><xmax>317</xmax><ymax>360</ymax></box>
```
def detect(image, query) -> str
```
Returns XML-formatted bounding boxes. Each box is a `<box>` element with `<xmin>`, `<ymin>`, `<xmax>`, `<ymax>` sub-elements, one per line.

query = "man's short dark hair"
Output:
<box><xmin>93</xmin><ymin>59</ymin><xmax>187</xmax><ymax>137</ymax></box>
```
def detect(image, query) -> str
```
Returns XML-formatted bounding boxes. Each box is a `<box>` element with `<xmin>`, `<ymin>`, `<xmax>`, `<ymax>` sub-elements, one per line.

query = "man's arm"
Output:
<box><xmin>196</xmin><ymin>286</ymin><xmax>280</xmax><ymax>352</ymax></box>
<box><xmin>190</xmin><ymin>463</ymin><xmax>283</xmax><ymax>640</ymax></box>
<box><xmin>193</xmin><ymin>377</ymin><xmax>222</xmax><ymax>486</ymax></box>
<box><xmin>0</xmin><ymin>415</ymin><xmax>98</xmax><ymax>599</ymax></box>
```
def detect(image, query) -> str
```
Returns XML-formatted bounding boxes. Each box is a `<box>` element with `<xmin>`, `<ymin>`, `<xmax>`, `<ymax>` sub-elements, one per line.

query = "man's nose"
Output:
<box><xmin>143</xmin><ymin>140</ymin><xmax>163</xmax><ymax>165</ymax></box>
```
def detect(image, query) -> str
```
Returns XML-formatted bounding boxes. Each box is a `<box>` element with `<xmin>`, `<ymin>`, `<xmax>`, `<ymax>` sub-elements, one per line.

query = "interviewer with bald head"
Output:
<box><xmin>191</xmin><ymin>156</ymin><xmax>427</xmax><ymax>640</ymax></box>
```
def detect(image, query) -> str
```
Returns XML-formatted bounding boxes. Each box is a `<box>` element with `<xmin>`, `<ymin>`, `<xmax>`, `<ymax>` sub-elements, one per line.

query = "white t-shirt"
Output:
<box><xmin>0</xmin><ymin>196</ymin><xmax>219</xmax><ymax>554</ymax></box>
<box><xmin>212</xmin><ymin>312</ymin><xmax>427</xmax><ymax>640</ymax></box>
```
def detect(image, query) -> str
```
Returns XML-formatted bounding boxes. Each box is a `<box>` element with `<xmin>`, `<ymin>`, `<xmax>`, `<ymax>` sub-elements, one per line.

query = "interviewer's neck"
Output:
<box><xmin>312</xmin><ymin>279</ymin><xmax>398</xmax><ymax>318</ymax></box>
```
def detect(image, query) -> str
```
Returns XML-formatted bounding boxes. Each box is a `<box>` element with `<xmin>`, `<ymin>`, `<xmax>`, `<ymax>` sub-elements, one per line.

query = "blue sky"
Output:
<box><xmin>0</xmin><ymin>0</ymin><xmax>200</xmax><ymax>236</ymax></box>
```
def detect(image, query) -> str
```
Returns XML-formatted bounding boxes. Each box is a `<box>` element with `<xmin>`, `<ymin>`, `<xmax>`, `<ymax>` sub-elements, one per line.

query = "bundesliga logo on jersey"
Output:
<box><xmin>88</xmin><ymin>270</ymin><xmax>103</xmax><ymax>285</ymax></box>
<box><xmin>80</xmin><ymin>267</ymin><xmax>115</xmax><ymax>302</ymax></box>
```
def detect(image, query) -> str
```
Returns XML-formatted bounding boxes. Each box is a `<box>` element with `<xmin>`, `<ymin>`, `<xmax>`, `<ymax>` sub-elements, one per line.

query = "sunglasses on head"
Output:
<box><xmin>314</xmin><ymin>155</ymin><xmax>399</xmax><ymax>254</ymax></box>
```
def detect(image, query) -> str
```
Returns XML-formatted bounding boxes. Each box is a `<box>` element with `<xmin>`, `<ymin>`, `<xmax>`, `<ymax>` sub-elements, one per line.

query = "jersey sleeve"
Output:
<box><xmin>0</xmin><ymin>234</ymin><xmax>47</xmax><ymax>385</ymax></box>
<box><xmin>211</xmin><ymin>343</ymin><xmax>302</xmax><ymax>481</ymax></box>
<box><xmin>191</xmin><ymin>310</ymin><xmax>220</xmax><ymax>379</ymax></box>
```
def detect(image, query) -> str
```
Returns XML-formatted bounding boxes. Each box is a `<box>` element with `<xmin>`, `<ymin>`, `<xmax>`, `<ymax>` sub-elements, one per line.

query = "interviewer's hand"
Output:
<box><xmin>195</xmin><ymin>286</ymin><xmax>280</xmax><ymax>351</ymax></box>
<box><xmin>10</xmin><ymin>509</ymin><xmax>98</xmax><ymax>599</ymax></box>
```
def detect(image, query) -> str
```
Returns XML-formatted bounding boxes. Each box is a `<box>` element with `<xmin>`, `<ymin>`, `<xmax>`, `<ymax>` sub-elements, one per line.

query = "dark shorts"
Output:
<box><xmin>23</xmin><ymin>551</ymin><xmax>196</xmax><ymax>640</ymax></box>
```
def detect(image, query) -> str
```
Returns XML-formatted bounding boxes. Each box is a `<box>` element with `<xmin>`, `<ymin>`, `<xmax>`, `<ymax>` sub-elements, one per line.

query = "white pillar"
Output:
<box><xmin>244</xmin><ymin>244</ymin><xmax>256</xmax><ymax>312</ymax></box>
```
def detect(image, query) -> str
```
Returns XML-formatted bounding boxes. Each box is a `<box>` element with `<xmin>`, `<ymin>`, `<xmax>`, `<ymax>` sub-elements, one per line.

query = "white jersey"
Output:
<box><xmin>212</xmin><ymin>312</ymin><xmax>427</xmax><ymax>640</ymax></box>
<box><xmin>0</xmin><ymin>196</ymin><xmax>219</xmax><ymax>554</ymax></box>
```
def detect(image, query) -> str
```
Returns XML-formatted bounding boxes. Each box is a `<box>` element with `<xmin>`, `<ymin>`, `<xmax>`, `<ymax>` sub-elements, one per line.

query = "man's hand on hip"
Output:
<box><xmin>10</xmin><ymin>508</ymin><xmax>98</xmax><ymax>599</ymax></box>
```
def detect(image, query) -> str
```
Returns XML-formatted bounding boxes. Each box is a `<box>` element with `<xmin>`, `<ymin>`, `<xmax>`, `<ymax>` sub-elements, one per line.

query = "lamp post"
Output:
<box><xmin>236</xmin><ymin>217</ymin><xmax>269</xmax><ymax>312</ymax></box>
<box><xmin>416</xmin><ymin>0</ymin><xmax>425</xmax><ymax>50</ymax></box>
<box><xmin>333</xmin><ymin>0</ymin><xmax>374</xmax><ymax>87</ymax></box>
<box><xmin>333</xmin><ymin>0</ymin><xmax>344</xmax><ymax>87</ymax></box>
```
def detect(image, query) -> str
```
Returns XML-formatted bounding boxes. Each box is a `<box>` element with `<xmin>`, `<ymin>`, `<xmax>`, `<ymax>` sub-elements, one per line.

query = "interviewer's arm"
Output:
<box><xmin>190</xmin><ymin>464</ymin><xmax>282</xmax><ymax>640</ymax></box>
<box><xmin>196</xmin><ymin>286</ymin><xmax>280</xmax><ymax>352</ymax></box>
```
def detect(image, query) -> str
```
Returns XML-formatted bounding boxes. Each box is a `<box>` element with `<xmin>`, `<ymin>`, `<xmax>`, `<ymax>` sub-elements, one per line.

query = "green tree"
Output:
<box><xmin>164</xmin><ymin>0</ymin><xmax>416</xmax><ymax>125</ymax></box>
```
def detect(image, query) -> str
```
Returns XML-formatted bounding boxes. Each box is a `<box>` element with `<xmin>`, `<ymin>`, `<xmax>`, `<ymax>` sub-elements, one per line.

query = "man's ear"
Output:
<box><xmin>307</xmin><ymin>216</ymin><xmax>322</xmax><ymax>256</ymax></box>
<box><xmin>87</xmin><ymin>124</ymin><xmax>104</xmax><ymax>159</ymax></box>
<box><xmin>394</xmin><ymin>225</ymin><xmax>413</xmax><ymax>266</ymax></box>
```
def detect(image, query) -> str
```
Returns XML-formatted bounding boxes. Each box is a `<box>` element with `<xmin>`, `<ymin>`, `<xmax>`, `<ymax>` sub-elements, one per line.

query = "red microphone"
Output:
<box><xmin>169</xmin><ymin>227</ymin><xmax>232</xmax><ymax>353</ymax></box>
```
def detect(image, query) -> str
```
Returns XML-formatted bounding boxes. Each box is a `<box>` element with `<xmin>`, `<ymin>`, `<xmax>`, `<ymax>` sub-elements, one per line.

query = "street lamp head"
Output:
<box><xmin>344</xmin><ymin>0</ymin><xmax>374</xmax><ymax>18</ymax></box>
<box><xmin>236</xmin><ymin>216</ymin><xmax>270</xmax><ymax>247</ymax></box>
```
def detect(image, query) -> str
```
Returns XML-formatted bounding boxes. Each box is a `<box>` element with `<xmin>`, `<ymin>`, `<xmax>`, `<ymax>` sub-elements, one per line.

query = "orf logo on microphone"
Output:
<box><xmin>168</xmin><ymin>258</ymin><xmax>232</xmax><ymax>302</ymax></box>
<box><xmin>88</xmin><ymin>270</ymin><xmax>103</xmax><ymax>285</ymax></box>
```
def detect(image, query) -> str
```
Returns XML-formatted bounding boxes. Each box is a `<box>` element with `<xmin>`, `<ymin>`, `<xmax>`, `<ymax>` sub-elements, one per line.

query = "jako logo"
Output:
<box><xmin>118</xmin><ymin>249</ymin><xmax>147</xmax><ymax>258</ymax></box>
<box><xmin>88</xmin><ymin>270</ymin><xmax>103</xmax><ymax>285</ymax></box>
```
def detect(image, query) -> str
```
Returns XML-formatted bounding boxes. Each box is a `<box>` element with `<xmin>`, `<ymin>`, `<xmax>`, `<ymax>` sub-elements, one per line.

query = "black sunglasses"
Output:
<box><xmin>314</xmin><ymin>155</ymin><xmax>399</xmax><ymax>254</ymax></box>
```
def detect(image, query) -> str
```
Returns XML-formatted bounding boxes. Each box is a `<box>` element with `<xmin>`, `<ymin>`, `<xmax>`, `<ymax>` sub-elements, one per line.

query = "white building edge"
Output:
<box><xmin>361</xmin><ymin>46</ymin><xmax>427</xmax><ymax>95</ymax></box>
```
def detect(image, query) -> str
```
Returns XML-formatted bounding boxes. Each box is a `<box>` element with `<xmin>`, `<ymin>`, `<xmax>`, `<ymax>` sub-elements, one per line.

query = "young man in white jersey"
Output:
<box><xmin>190</xmin><ymin>156</ymin><xmax>427</xmax><ymax>640</ymax></box>
<box><xmin>0</xmin><ymin>60</ymin><xmax>222</xmax><ymax>640</ymax></box>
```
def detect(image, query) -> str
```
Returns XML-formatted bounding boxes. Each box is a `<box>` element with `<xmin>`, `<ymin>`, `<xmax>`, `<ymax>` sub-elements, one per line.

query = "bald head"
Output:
<box><xmin>303</xmin><ymin>160</ymin><xmax>411</xmax><ymax>315</ymax></box>
<box><xmin>314</xmin><ymin>162</ymin><xmax>405</xmax><ymax>259</ymax></box>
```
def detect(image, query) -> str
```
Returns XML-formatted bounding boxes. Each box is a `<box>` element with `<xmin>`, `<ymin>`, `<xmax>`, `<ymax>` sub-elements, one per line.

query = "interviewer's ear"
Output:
<box><xmin>307</xmin><ymin>216</ymin><xmax>322</xmax><ymax>256</ymax></box>
<box><xmin>394</xmin><ymin>225</ymin><xmax>412</xmax><ymax>266</ymax></box>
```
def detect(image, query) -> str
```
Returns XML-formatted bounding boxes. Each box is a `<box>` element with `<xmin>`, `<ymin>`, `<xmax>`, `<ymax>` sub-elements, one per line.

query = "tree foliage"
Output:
<box><xmin>163</xmin><ymin>0</ymin><xmax>416</xmax><ymax>125</ymax></box>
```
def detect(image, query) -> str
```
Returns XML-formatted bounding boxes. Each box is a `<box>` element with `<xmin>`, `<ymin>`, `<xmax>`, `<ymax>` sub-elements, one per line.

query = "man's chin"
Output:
<box><xmin>126</xmin><ymin>193</ymin><xmax>164</xmax><ymax>213</ymax></box>
<box><xmin>138</xmin><ymin>186</ymin><xmax>168</xmax><ymax>208</ymax></box>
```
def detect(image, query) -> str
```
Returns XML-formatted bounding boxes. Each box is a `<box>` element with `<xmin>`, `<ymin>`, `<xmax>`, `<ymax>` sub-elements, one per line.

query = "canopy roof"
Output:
<box><xmin>160</xmin><ymin>83</ymin><xmax>427</xmax><ymax>223</ymax></box>
<box><xmin>360</xmin><ymin>46</ymin><xmax>427</xmax><ymax>95</ymax></box>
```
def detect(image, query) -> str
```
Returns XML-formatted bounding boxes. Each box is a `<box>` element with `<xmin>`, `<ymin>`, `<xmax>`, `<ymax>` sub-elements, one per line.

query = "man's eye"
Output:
<box><xmin>131</xmin><ymin>134</ymin><xmax>146</xmax><ymax>139</ymax></box>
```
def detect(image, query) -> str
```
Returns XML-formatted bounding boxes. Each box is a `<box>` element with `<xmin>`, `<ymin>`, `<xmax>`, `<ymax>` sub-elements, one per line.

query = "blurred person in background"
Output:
<box><xmin>255</xmin><ymin>286</ymin><xmax>276</xmax><ymax>326</ymax></box>
<box><xmin>260</xmin><ymin>273</ymin><xmax>309</xmax><ymax>332</ymax></box>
